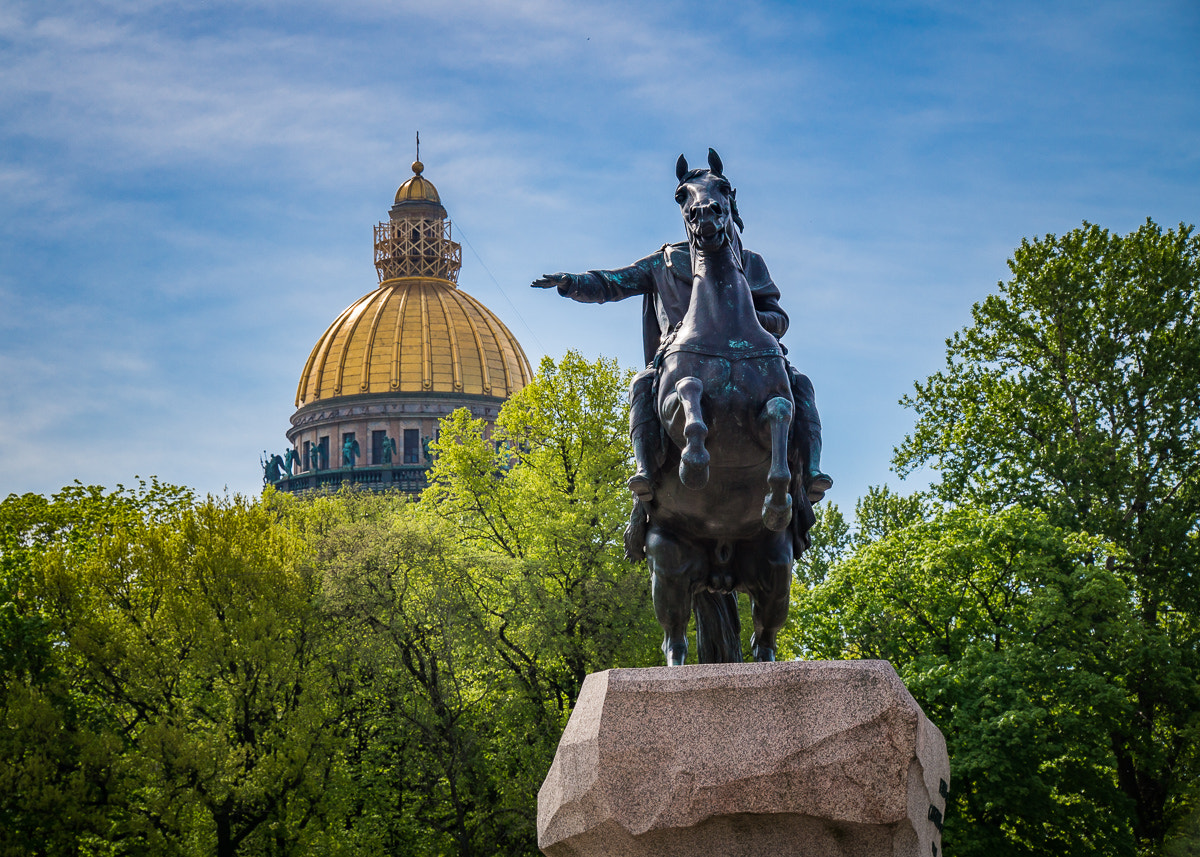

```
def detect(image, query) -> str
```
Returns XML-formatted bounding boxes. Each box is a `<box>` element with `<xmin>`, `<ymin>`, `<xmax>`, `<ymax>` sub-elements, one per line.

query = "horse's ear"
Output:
<box><xmin>707</xmin><ymin>148</ymin><xmax>724</xmax><ymax>176</ymax></box>
<box><xmin>676</xmin><ymin>154</ymin><xmax>689</xmax><ymax>182</ymax></box>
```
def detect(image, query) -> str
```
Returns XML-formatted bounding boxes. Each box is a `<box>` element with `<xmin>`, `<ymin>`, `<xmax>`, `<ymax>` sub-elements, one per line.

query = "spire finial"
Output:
<box><xmin>412</xmin><ymin>131</ymin><xmax>423</xmax><ymax>175</ymax></box>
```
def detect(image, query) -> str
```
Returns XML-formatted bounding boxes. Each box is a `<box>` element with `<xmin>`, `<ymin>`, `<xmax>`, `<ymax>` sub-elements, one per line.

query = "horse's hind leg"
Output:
<box><xmin>760</xmin><ymin>396</ymin><xmax>794</xmax><ymax>532</ymax></box>
<box><xmin>737</xmin><ymin>530</ymin><xmax>794</xmax><ymax>662</ymax></box>
<box><xmin>674</xmin><ymin>377</ymin><xmax>709</xmax><ymax>490</ymax></box>
<box><xmin>646</xmin><ymin>523</ymin><xmax>704</xmax><ymax>666</ymax></box>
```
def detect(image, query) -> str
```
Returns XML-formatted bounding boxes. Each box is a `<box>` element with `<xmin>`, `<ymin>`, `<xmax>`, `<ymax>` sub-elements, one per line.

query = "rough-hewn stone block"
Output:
<box><xmin>538</xmin><ymin>660</ymin><xmax>949</xmax><ymax>857</ymax></box>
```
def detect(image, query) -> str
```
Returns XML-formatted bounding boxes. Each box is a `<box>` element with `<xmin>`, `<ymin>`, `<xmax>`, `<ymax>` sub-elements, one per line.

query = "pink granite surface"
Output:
<box><xmin>537</xmin><ymin>660</ymin><xmax>949</xmax><ymax>857</ymax></box>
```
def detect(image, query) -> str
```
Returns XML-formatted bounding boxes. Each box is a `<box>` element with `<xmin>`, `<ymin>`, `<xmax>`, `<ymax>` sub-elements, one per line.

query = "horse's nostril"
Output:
<box><xmin>687</xmin><ymin>207</ymin><xmax>700</xmax><ymax>222</ymax></box>
<box><xmin>708</xmin><ymin>202</ymin><xmax>721</xmax><ymax>215</ymax></box>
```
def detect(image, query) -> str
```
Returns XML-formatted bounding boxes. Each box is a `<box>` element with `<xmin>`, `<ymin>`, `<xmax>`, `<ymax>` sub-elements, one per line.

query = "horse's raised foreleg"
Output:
<box><xmin>674</xmin><ymin>376</ymin><xmax>709</xmax><ymax>490</ymax></box>
<box><xmin>645</xmin><ymin>524</ymin><xmax>704</xmax><ymax>666</ymax></box>
<box><xmin>760</xmin><ymin>396</ymin><xmax>794</xmax><ymax>532</ymax></box>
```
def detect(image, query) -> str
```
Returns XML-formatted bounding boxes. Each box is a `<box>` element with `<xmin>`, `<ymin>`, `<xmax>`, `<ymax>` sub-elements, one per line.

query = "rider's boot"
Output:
<box><xmin>627</xmin><ymin>368</ymin><xmax>659</xmax><ymax>502</ymax></box>
<box><xmin>805</xmin><ymin>431</ymin><xmax>833</xmax><ymax>503</ymax></box>
<box><xmin>628</xmin><ymin>421</ymin><xmax>657</xmax><ymax>502</ymax></box>
<box><xmin>790</xmin><ymin>368</ymin><xmax>833</xmax><ymax>503</ymax></box>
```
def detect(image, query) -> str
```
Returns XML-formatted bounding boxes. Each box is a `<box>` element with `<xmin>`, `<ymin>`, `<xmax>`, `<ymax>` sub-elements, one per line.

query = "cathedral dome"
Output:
<box><xmin>296</xmin><ymin>158</ymin><xmax>531</xmax><ymax>406</ymax></box>
<box><xmin>274</xmin><ymin>156</ymin><xmax>532</xmax><ymax>496</ymax></box>
<box><xmin>295</xmin><ymin>277</ymin><xmax>531</xmax><ymax>405</ymax></box>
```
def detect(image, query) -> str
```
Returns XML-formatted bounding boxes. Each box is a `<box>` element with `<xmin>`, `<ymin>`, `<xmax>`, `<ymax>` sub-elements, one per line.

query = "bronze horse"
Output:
<box><xmin>644</xmin><ymin>150</ymin><xmax>800</xmax><ymax>665</ymax></box>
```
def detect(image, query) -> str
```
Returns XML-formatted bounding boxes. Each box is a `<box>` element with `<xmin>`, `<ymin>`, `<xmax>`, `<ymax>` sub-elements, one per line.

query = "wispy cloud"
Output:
<box><xmin>0</xmin><ymin>0</ymin><xmax>1196</xmax><ymax>503</ymax></box>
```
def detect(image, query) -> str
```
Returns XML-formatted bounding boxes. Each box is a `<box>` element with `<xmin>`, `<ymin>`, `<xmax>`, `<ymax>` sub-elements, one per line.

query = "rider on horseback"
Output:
<box><xmin>537</xmin><ymin>149</ymin><xmax>825</xmax><ymax>664</ymax></box>
<box><xmin>532</xmin><ymin>166</ymin><xmax>832</xmax><ymax>507</ymax></box>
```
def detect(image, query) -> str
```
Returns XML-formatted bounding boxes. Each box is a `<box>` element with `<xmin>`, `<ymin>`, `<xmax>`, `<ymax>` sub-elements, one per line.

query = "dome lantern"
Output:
<box><xmin>376</xmin><ymin>160</ymin><xmax>461</xmax><ymax>283</ymax></box>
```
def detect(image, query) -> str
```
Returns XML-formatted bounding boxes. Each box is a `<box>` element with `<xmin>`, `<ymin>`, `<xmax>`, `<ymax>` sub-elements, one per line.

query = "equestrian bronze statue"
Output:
<box><xmin>532</xmin><ymin>149</ymin><xmax>832</xmax><ymax>665</ymax></box>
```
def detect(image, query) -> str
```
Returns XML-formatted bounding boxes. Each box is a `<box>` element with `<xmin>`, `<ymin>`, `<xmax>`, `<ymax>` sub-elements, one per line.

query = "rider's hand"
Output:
<box><xmin>531</xmin><ymin>273</ymin><xmax>574</xmax><ymax>293</ymax></box>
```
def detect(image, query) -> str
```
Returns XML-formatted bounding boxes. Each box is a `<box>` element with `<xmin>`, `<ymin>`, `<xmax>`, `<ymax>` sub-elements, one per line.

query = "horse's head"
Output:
<box><xmin>675</xmin><ymin>149</ymin><xmax>744</xmax><ymax>252</ymax></box>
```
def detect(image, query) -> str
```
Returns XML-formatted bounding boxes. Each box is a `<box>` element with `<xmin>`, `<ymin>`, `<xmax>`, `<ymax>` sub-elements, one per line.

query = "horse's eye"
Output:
<box><xmin>675</xmin><ymin>189</ymin><xmax>687</xmax><ymax>204</ymax></box>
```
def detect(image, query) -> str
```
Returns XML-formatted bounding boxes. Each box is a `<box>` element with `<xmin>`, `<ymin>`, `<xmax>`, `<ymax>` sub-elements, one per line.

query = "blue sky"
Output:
<box><xmin>1</xmin><ymin>0</ymin><xmax>1197</xmax><ymax>509</ymax></box>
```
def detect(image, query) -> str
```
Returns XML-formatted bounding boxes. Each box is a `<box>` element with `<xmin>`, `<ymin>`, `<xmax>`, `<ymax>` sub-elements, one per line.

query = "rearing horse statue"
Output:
<box><xmin>532</xmin><ymin>149</ymin><xmax>822</xmax><ymax>666</ymax></box>
<box><xmin>644</xmin><ymin>149</ymin><xmax>797</xmax><ymax>665</ymax></box>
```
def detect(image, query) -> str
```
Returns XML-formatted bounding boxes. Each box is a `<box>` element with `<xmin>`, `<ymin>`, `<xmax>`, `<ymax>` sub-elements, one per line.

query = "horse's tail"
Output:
<box><xmin>693</xmin><ymin>590</ymin><xmax>742</xmax><ymax>663</ymax></box>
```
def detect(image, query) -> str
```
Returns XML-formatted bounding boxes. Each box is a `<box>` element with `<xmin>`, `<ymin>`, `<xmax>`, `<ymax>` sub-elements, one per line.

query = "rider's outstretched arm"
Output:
<box><xmin>530</xmin><ymin>255</ymin><xmax>659</xmax><ymax>304</ymax></box>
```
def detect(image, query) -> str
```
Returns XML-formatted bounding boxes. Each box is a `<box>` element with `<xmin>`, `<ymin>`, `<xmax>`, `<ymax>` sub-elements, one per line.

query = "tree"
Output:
<box><xmin>850</xmin><ymin>484</ymin><xmax>932</xmax><ymax>548</ymax></box>
<box><xmin>796</xmin><ymin>505</ymin><xmax>1136</xmax><ymax>856</ymax></box>
<box><xmin>295</xmin><ymin>490</ymin><xmax>513</xmax><ymax>857</ymax></box>
<box><xmin>422</xmin><ymin>351</ymin><xmax>659</xmax><ymax>703</ymax></box>
<box><xmin>894</xmin><ymin>219</ymin><xmax>1200</xmax><ymax>849</ymax></box>
<box><xmin>419</xmin><ymin>351</ymin><xmax>661</xmax><ymax>849</ymax></box>
<box><xmin>792</xmin><ymin>500</ymin><xmax>850</xmax><ymax>588</ymax></box>
<box><xmin>0</xmin><ymin>481</ymin><xmax>196</xmax><ymax>857</ymax></box>
<box><xmin>2</xmin><ymin>485</ymin><xmax>348</xmax><ymax>857</ymax></box>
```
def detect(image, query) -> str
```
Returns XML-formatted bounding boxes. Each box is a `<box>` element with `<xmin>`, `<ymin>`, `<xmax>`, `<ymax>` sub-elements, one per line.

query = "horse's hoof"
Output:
<box><xmin>680</xmin><ymin>463</ymin><xmax>709</xmax><ymax>490</ymax></box>
<box><xmin>753</xmin><ymin>646</ymin><xmax>776</xmax><ymax>662</ymax></box>
<box><xmin>680</xmin><ymin>449</ymin><xmax>710</xmax><ymax>490</ymax></box>
<box><xmin>762</xmin><ymin>493</ymin><xmax>792</xmax><ymax>532</ymax></box>
<box><xmin>627</xmin><ymin>471</ymin><xmax>654</xmax><ymax>502</ymax></box>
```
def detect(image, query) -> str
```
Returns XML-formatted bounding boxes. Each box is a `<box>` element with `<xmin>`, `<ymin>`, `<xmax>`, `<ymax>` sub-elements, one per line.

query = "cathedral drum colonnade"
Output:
<box><xmin>273</xmin><ymin>160</ymin><xmax>532</xmax><ymax>494</ymax></box>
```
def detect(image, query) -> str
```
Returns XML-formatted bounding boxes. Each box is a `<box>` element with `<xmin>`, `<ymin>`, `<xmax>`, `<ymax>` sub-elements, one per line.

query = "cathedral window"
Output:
<box><xmin>404</xmin><ymin>428</ymin><xmax>420</xmax><ymax>464</ymax></box>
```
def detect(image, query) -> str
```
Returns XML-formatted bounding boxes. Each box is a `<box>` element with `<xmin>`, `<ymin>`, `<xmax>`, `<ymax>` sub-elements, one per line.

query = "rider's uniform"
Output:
<box><xmin>553</xmin><ymin>241</ymin><xmax>787</xmax><ymax>364</ymax></box>
<box><xmin>553</xmin><ymin>240</ymin><xmax>827</xmax><ymax>554</ymax></box>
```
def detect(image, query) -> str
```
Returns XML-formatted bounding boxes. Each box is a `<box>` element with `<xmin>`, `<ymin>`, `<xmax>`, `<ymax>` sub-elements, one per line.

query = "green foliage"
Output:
<box><xmin>895</xmin><ymin>220</ymin><xmax>1200</xmax><ymax>605</ymax></box>
<box><xmin>1</xmin><ymin>485</ymin><xmax>345</xmax><ymax>857</ymax></box>
<box><xmin>423</xmin><ymin>351</ymin><xmax>659</xmax><ymax>703</ymax></box>
<box><xmin>312</xmin><ymin>501</ymin><xmax>502</xmax><ymax>856</ymax></box>
<box><xmin>798</xmin><ymin>506</ymin><xmax>1135</xmax><ymax>855</ymax></box>
<box><xmin>414</xmin><ymin>351</ymin><xmax>660</xmax><ymax>851</ymax></box>
<box><xmin>793</xmin><ymin>500</ymin><xmax>850</xmax><ymax>588</ymax></box>
<box><xmin>851</xmin><ymin>484</ymin><xmax>932</xmax><ymax>548</ymax></box>
<box><xmin>1166</xmin><ymin>805</ymin><xmax>1200</xmax><ymax>857</ymax></box>
<box><xmin>889</xmin><ymin>219</ymin><xmax>1200</xmax><ymax>851</ymax></box>
<box><xmin>0</xmin><ymin>481</ymin><xmax>196</xmax><ymax>856</ymax></box>
<box><xmin>0</xmin><ymin>354</ymin><xmax>662</xmax><ymax>857</ymax></box>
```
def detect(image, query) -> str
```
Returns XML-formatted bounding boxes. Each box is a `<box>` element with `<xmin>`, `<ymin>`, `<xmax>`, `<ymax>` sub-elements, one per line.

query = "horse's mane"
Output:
<box><xmin>677</xmin><ymin>167</ymin><xmax>716</xmax><ymax>186</ymax></box>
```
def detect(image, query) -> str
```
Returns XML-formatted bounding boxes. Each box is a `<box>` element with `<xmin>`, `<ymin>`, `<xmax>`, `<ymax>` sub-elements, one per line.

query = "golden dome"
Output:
<box><xmin>295</xmin><ymin>277</ymin><xmax>532</xmax><ymax>406</ymax></box>
<box><xmin>394</xmin><ymin>160</ymin><xmax>441</xmax><ymax>205</ymax></box>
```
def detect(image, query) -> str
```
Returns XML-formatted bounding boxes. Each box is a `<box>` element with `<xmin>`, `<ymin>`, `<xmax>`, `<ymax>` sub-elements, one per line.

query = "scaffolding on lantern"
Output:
<box><xmin>374</xmin><ymin>217</ymin><xmax>463</xmax><ymax>283</ymax></box>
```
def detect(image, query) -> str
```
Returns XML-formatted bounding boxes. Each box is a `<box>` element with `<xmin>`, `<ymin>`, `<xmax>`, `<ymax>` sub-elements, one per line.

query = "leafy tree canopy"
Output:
<box><xmin>797</xmin><ymin>504</ymin><xmax>1135</xmax><ymax>856</ymax></box>
<box><xmin>892</xmin><ymin>219</ymin><xmax>1200</xmax><ymax>851</ymax></box>
<box><xmin>422</xmin><ymin>351</ymin><xmax>659</xmax><ymax>710</ymax></box>
<box><xmin>896</xmin><ymin>219</ymin><xmax>1200</xmax><ymax>613</ymax></box>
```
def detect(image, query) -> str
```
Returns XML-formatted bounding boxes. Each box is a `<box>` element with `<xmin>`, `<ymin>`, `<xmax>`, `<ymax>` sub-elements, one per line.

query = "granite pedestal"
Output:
<box><xmin>538</xmin><ymin>660</ymin><xmax>949</xmax><ymax>857</ymax></box>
